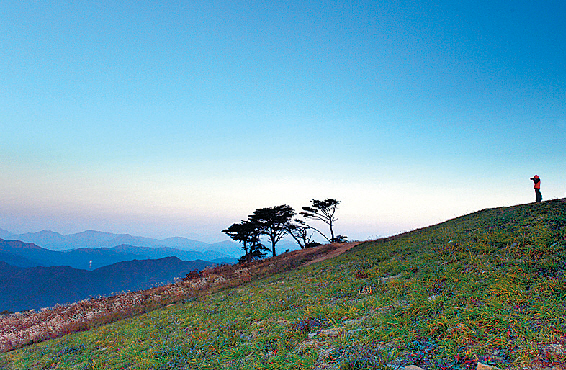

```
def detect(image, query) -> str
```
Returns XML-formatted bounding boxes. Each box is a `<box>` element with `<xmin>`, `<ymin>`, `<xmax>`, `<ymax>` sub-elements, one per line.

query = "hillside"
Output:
<box><xmin>1</xmin><ymin>200</ymin><xmax>566</xmax><ymax>369</ymax></box>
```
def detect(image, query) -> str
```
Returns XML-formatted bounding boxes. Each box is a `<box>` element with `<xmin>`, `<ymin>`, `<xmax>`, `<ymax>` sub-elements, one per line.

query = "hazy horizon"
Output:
<box><xmin>0</xmin><ymin>226</ymin><xmax>231</xmax><ymax>244</ymax></box>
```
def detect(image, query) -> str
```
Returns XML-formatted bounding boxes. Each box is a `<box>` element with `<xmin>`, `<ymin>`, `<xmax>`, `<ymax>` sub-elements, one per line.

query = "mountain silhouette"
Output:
<box><xmin>0</xmin><ymin>238</ymin><xmax>236</xmax><ymax>270</ymax></box>
<box><xmin>5</xmin><ymin>229</ymin><xmax>241</xmax><ymax>256</ymax></box>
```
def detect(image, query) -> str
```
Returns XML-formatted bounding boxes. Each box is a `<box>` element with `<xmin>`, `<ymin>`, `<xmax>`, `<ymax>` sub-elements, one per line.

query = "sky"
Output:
<box><xmin>1</xmin><ymin>0</ymin><xmax>565</xmax><ymax>243</ymax></box>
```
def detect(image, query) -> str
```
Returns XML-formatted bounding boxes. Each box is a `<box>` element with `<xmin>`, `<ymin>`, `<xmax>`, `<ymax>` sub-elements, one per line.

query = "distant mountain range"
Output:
<box><xmin>0</xmin><ymin>257</ymin><xmax>214</xmax><ymax>312</ymax></box>
<box><xmin>0</xmin><ymin>229</ymin><xmax>302</xmax><ymax>312</ymax></box>
<box><xmin>0</xmin><ymin>236</ymin><xmax>232</xmax><ymax>312</ymax></box>
<box><xmin>0</xmin><ymin>238</ymin><xmax>237</xmax><ymax>270</ymax></box>
<box><xmin>0</xmin><ymin>228</ymin><xmax>241</xmax><ymax>256</ymax></box>
<box><xmin>0</xmin><ymin>227</ymin><xmax>301</xmax><ymax>260</ymax></box>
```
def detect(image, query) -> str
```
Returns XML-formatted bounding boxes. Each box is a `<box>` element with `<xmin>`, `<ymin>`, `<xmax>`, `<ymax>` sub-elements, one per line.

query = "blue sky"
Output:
<box><xmin>1</xmin><ymin>0</ymin><xmax>565</xmax><ymax>242</ymax></box>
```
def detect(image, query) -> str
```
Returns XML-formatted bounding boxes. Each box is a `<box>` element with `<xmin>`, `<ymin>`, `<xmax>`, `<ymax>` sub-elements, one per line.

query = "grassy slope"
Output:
<box><xmin>1</xmin><ymin>200</ymin><xmax>565</xmax><ymax>369</ymax></box>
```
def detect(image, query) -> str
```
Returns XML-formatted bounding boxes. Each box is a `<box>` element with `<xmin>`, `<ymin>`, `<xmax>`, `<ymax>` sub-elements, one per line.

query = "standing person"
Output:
<box><xmin>530</xmin><ymin>175</ymin><xmax>542</xmax><ymax>202</ymax></box>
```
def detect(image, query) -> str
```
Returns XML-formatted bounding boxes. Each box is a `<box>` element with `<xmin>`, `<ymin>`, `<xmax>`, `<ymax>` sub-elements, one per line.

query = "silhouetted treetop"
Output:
<box><xmin>300</xmin><ymin>199</ymin><xmax>340</xmax><ymax>241</ymax></box>
<box><xmin>222</xmin><ymin>220</ymin><xmax>265</xmax><ymax>263</ymax></box>
<box><xmin>249</xmin><ymin>204</ymin><xmax>295</xmax><ymax>257</ymax></box>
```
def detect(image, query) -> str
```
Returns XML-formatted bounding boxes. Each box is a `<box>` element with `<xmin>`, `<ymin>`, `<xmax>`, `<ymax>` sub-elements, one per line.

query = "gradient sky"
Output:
<box><xmin>1</xmin><ymin>0</ymin><xmax>565</xmax><ymax>242</ymax></box>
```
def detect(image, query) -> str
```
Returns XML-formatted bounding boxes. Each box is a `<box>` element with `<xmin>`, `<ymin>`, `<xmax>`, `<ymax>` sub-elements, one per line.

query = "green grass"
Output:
<box><xmin>2</xmin><ymin>200</ymin><xmax>566</xmax><ymax>369</ymax></box>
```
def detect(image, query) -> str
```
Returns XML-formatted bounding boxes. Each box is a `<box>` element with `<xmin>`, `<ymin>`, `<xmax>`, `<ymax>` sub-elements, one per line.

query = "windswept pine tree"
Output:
<box><xmin>222</xmin><ymin>221</ymin><xmax>266</xmax><ymax>263</ymax></box>
<box><xmin>249</xmin><ymin>204</ymin><xmax>295</xmax><ymax>257</ymax></box>
<box><xmin>300</xmin><ymin>198</ymin><xmax>341</xmax><ymax>242</ymax></box>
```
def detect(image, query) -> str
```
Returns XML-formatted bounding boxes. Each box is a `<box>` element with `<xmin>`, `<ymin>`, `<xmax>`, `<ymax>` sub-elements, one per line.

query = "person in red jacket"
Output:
<box><xmin>530</xmin><ymin>175</ymin><xmax>542</xmax><ymax>202</ymax></box>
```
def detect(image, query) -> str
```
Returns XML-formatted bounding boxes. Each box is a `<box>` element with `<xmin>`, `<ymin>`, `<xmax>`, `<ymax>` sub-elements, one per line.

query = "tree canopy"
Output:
<box><xmin>249</xmin><ymin>204</ymin><xmax>295</xmax><ymax>257</ymax></box>
<box><xmin>222</xmin><ymin>220</ymin><xmax>266</xmax><ymax>263</ymax></box>
<box><xmin>300</xmin><ymin>198</ymin><xmax>340</xmax><ymax>242</ymax></box>
<box><xmin>223</xmin><ymin>198</ymin><xmax>342</xmax><ymax>263</ymax></box>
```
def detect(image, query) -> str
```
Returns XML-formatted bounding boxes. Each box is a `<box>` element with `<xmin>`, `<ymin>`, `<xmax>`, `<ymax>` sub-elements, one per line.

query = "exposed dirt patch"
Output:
<box><xmin>303</xmin><ymin>242</ymin><xmax>360</xmax><ymax>266</ymax></box>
